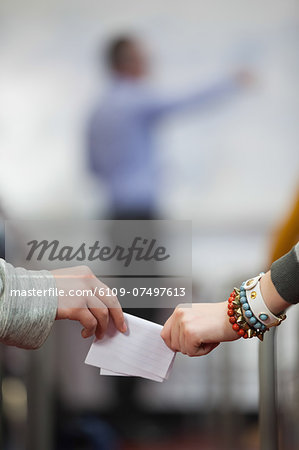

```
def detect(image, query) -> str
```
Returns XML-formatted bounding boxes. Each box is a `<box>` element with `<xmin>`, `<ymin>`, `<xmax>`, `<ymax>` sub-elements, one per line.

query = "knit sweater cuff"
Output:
<box><xmin>0</xmin><ymin>259</ymin><xmax>57</xmax><ymax>349</ymax></box>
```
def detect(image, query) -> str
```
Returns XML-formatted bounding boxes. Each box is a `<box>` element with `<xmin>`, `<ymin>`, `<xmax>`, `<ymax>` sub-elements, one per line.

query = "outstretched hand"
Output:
<box><xmin>161</xmin><ymin>302</ymin><xmax>239</xmax><ymax>357</ymax></box>
<box><xmin>52</xmin><ymin>265</ymin><xmax>126</xmax><ymax>340</ymax></box>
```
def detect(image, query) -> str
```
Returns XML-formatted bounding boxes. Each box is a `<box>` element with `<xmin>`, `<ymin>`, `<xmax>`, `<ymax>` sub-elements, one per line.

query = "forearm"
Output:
<box><xmin>270</xmin><ymin>242</ymin><xmax>299</xmax><ymax>304</ymax></box>
<box><xmin>260</xmin><ymin>270</ymin><xmax>290</xmax><ymax>315</ymax></box>
<box><xmin>228</xmin><ymin>245</ymin><xmax>298</xmax><ymax>340</ymax></box>
<box><xmin>161</xmin><ymin>244</ymin><xmax>298</xmax><ymax>355</ymax></box>
<box><xmin>0</xmin><ymin>259</ymin><xmax>57</xmax><ymax>349</ymax></box>
<box><xmin>144</xmin><ymin>76</ymin><xmax>240</xmax><ymax>119</ymax></box>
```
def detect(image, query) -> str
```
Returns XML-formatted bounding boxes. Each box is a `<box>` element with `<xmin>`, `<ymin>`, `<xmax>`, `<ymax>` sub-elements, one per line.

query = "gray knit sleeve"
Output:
<box><xmin>270</xmin><ymin>242</ymin><xmax>299</xmax><ymax>304</ymax></box>
<box><xmin>0</xmin><ymin>259</ymin><xmax>58</xmax><ymax>349</ymax></box>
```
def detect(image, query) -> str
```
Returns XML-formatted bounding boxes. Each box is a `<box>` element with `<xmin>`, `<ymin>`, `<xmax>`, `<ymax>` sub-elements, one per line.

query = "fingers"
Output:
<box><xmin>191</xmin><ymin>342</ymin><xmax>220</xmax><ymax>357</ymax></box>
<box><xmin>107</xmin><ymin>305</ymin><xmax>127</xmax><ymax>334</ymax></box>
<box><xmin>54</xmin><ymin>265</ymin><xmax>126</xmax><ymax>339</ymax></box>
<box><xmin>76</xmin><ymin>309</ymin><xmax>98</xmax><ymax>338</ymax></box>
<box><xmin>161</xmin><ymin>307</ymin><xmax>220</xmax><ymax>357</ymax></box>
<box><xmin>161</xmin><ymin>307</ymin><xmax>187</xmax><ymax>352</ymax></box>
<box><xmin>179</xmin><ymin>339</ymin><xmax>220</xmax><ymax>357</ymax></box>
<box><xmin>87</xmin><ymin>296</ymin><xmax>110</xmax><ymax>339</ymax></box>
<box><xmin>171</xmin><ymin>319</ymin><xmax>182</xmax><ymax>352</ymax></box>
<box><xmin>161</xmin><ymin>314</ymin><xmax>182</xmax><ymax>352</ymax></box>
<box><xmin>94</xmin><ymin>282</ymin><xmax>127</xmax><ymax>333</ymax></box>
<box><xmin>161</xmin><ymin>316</ymin><xmax>173</xmax><ymax>349</ymax></box>
<box><xmin>70</xmin><ymin>296</ymin><xmax>122</xmax><ymax>341</ymax></box>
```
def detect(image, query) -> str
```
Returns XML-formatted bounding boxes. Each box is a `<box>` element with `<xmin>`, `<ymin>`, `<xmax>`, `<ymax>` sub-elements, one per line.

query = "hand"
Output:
<box><xmin>52</xmin><ymin>265</ymin><xmax>126</xmax><ymax>340</ymax></box>
<box><xmin>161</xmin><ymin>302</ymin><xmax>239</xmax><ymax>357</ymax></box>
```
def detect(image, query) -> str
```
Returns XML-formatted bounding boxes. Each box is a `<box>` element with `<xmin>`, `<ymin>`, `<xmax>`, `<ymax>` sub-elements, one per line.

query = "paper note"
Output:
<box><xmin>85</xmin><ymin>313</ymin><xmax>176</xmax><ymax>382</ymax></box>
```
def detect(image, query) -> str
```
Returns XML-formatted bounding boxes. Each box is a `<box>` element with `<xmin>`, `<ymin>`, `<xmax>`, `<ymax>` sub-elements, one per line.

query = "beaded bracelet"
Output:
<box><xmin>227</xmin><ymin>276</ymin><xmax>286</xmax><ymax>341</ymax></box>
<box><xmin>227</xmin><ymin>288</ymin><xmax>267</xmax><ymax>341</ymax></box>
<box><xmin>242</xmin><ymin>275</ymin><xmax>286</xmax><ymax>328</ymax></box>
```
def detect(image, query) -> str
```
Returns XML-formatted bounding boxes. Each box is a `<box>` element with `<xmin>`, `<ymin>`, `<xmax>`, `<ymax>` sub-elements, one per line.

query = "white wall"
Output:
<box><xmin>0</xmin><ymin>0</ymin><xmax>298</xmax><ymax>223</ymax></box>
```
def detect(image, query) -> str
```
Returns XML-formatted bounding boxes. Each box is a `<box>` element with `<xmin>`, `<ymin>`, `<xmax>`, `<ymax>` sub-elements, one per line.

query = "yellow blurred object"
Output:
<box><xmin>270</xmin><ymin>187</ymin><xmax>299</xmax><ymax>264</ymax></box>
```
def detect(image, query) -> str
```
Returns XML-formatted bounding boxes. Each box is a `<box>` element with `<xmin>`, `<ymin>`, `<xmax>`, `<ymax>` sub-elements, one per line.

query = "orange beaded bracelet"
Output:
<box><xmin>227</xmin><ymin>289</ymin><xmax>248</xmax><ymax>339</ymax></box>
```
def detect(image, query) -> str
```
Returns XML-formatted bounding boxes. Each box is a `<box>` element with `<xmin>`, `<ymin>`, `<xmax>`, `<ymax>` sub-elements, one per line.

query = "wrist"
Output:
<box><xmin>226</xmin><ymin>270</ymin><xmax>289</xmax><ymax>343</ymax></box>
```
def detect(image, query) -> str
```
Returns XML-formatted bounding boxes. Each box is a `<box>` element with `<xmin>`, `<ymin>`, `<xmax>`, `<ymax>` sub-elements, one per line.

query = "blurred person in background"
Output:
<box><xmin>87</xmin><ymin>35</ymin><xmax>253</xmax><ymax>221</ymax></box>
<box><xmin>86</xmin><ymin>34</ymin><xmax>254</xmax><ymax>432</ymax></box>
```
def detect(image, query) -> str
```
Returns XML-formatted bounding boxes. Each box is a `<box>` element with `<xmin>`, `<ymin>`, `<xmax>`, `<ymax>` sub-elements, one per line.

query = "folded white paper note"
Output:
<box><xmin>85</xmin><ymin>313</ymin><xmax>176</xmax><ymax>382</ymax></box>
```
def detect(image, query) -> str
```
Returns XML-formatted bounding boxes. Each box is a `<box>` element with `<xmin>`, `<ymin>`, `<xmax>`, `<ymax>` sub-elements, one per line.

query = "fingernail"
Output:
<box><xmin>121</xmin><ymin>322</ymin><xmax>127</xmax><ymax>333</ymax></box>
<box><xmin>82</xmin><ymin>329</ymin><xmax>88</xmax><ymax>338</ymax></box>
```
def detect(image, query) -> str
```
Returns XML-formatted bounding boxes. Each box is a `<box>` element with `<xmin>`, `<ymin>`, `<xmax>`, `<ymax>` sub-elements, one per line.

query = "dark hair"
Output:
<box><xmin>105</xmin><ymin>36</ymin><xmax>135</xmax><ymax>70</ymax></box>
